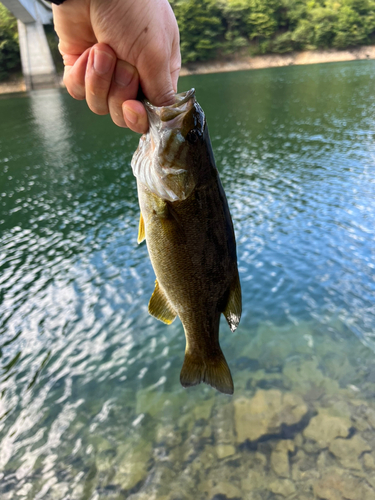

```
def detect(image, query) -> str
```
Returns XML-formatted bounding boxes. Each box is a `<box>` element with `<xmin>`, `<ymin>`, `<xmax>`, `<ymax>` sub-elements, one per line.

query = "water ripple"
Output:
<box><xmin>1</xmin><ymin>62</ymin><xmax>375</xmax><ymax>498</ymax></box>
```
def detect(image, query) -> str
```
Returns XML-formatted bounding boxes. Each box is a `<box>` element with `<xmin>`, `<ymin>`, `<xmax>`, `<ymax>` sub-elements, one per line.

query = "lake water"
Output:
<box><xmin>1</xmin><ymin>60</ymin><xmax>375</xmax><ymax>500</ymax></box>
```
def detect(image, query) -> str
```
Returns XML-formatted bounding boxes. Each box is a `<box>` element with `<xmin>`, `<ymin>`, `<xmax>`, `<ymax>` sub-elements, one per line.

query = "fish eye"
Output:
<box><xmin>186</xmin><ymin>129</ymin><xmax>201</xmax><ymax>144</ymax></box>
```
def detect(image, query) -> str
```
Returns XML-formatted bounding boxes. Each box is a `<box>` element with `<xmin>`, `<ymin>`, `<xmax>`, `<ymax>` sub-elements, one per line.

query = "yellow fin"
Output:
<box><xmin>148</xmin><ymin>280</ymin><xmax>177</xmax><ymax>325</ymax></box>
<box><xmin>137</xmin><ymin>212</ymin><xmax>145</xmax><ymax>244</ymax></box>
<box><xmin>180</xmin><ymin>349</ymin><xmax>234</xmax><ymax>395</ymax></box>
<box><xmin>223</xmin><ymin>272</ymin><xmax>242</xmax><ymax>332</ymax></box>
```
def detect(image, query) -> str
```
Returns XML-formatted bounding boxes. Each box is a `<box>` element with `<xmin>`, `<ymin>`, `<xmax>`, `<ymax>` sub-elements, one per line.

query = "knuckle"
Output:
<box><xmin>63</xmin><ymin>71</ymin><xmax>85</xmax><ymax>100</ymax></box>
<box><xmin>65</xmin><ymin>82</ymin><xmax>85</xmax><ymax>100</ymax></box>
<box><xmin>109</xmin><ymin>100</ymin><xmax>127</xmax><ymax>128</ymax></box>
<box><xmin>112</xmin><ymin>114</ymin><xmax>127</xmax><ymax>128</ymax></box>
<box><xmin>57</xmin><ymin>42</ymin><xmax>65</xmax><ymax>56</ymax></box>
<box><xmin>88</xmin><ymin>101</ymin><xmax>109</xmax><ymax>115</ymax></box>
<box><xmin>85</xmin><ymin>79</ymin><xmax>111</xmax><ymax>113</ymax></box>
<box><xmin>88</xmin><ymin>73</ymin><xmax>113</xmax><ymax>90</ymax></box>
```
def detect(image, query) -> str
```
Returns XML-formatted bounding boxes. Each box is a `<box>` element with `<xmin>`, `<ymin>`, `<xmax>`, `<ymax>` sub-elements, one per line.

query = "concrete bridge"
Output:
<box><xmin>2</xmin><ymin>0</ymin><xmax>58</xmax><ymax>90</ymax></box>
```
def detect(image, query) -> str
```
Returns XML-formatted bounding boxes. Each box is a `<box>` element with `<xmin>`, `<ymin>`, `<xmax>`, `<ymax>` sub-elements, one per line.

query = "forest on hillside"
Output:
<box><xmin>172</xmin><ymin>0</ymin><xmax>375</xmax><ymax>63</ymax></box>
<box><xmin>1</xmin><ymin>0</ymin><xmax>375</xmax><ymax>79</ymax></box>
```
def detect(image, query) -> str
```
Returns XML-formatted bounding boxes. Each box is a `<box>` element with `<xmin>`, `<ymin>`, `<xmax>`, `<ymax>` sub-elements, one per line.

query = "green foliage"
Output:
<box><xmin>0</xmin><ymin>3</ymin><xmax>20</xmax><ymax>81</ymax></box>
<box><xmin>170</xmin><ymin>0</ymin><xmax>375</xmax><ymax>62</ymax></box>
<box><xmin>222</xmin><ymin>29</ymin><xmax>248</xmax><ymax>55</ymax></box>
<box><xmin>271</xmin><ymin>31</ymin><xmax>294</xmax><ymax>52</ymax></box>
<box><xmin>171</xmin><ymin>0</ymin><xmax>224</xmax><ymax>63</ymax></box>
<box><xmin>291</xmin><ymin>19</ymin><xmax>314</xmax><ymax>48</ymax></box>
<box><xmin>252</xmin><ymin>0</ymin><xmax>280</xmax><ymax>38</ymax></box>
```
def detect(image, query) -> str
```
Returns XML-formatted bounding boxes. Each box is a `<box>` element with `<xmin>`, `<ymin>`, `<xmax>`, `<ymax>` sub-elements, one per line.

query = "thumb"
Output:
<box><xmin>138</xmin><ymin>58</ymin><xmax>176</xmax><ymax>107</ymax></box>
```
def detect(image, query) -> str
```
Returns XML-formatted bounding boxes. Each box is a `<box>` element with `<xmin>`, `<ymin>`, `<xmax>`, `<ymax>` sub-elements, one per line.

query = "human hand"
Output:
<box><xmin>52</xmin><ymin>0</ymin><xmax>181</xmax><ymax>133</ymax></box>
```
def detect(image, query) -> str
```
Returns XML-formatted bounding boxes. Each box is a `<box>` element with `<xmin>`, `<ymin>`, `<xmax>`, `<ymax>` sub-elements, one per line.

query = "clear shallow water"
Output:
<box><xmin>1</xmin><ymin>61</ymin><xmax>375</xmax><ymax>499</ymax></box>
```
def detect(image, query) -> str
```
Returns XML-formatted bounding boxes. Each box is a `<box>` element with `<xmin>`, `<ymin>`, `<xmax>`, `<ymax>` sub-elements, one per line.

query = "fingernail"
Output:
<box><xmin>115</xmin><ymin>62</ymin><xmax>135</xmax><ymax>87</ymax></box>
<box><xmin>93</xmin><ymin>49</ymin><xmax>114</xmax><ymax>75</ymax></box>
<box><xmin>123</xmin><ymin>106</ymin><xmax>138</xmax><ymax>125</ymax></box>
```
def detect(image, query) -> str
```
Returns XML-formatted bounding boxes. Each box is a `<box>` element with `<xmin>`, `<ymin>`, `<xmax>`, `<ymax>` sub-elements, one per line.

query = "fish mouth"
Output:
<box><xmin>132</xmin><ymin>89</ymin><xmax>203</xmax><ymax>202</ymax></box>
<box><xmin>143</xmin><ymin>89</ymin><xmax>196</xmax><ymax>126</ymax></box>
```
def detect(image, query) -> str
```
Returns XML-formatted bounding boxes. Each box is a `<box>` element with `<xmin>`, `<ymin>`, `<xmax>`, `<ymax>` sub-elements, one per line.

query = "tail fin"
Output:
<box><xmin>180</xmin><ymin>349</ymin><xmax>234</xmax><ymax>395</ymax></box>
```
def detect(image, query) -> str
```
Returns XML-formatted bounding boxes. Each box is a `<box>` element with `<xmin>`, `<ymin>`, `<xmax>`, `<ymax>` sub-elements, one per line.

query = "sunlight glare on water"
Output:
<box><xmin>1</xmin><ymin>60</ymin><xmax>375</xmax><ymax>499</ymax></box>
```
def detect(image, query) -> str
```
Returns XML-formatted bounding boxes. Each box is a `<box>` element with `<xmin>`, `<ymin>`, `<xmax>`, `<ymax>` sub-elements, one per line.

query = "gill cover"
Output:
<box><xmin>131</xmin><ymin>89</ymin><xmax>201</xmax><ymax>202</ymax></box>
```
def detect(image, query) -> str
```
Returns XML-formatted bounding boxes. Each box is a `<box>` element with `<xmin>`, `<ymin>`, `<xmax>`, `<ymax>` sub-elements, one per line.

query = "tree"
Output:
<box><xmin>246</xmin><ymin>0</ymin><xmax>279</xmax><ymax>40</ymax></box>
<box><xmin>171</xmin><ymin>0</ymin><xmax>224</xmax><ymax>63</ymax></box>
<box><xmin>0</xmin><ymin>3</ymin><xmax>20</xmax><ymax>81</ymax></box>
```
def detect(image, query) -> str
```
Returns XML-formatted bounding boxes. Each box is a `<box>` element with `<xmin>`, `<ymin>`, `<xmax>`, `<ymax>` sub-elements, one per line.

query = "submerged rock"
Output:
<box><xmin>212</xmin><ymin>402</ymin><xmax>236</xmax><ymax>459</ymax></box>
<box><xmin>240</xmin><ymin>321</ymin><xmax>315</xmax><ymax>371</ymax></box>
<box><xmin>303</xmin><ymin>409</ymin><xmax>351</xmax><ymax>448</ymax></box>
<box><xmin>240</xmin><ymin>494</ymin><xmax>264</xmax><ymax>500</ymax></box>
<box><xmin>136</xmin><ymin>389</ymin><xmax>188</xmax><ymax>419</ymax></box>
<box><xmin>268</xmin><ymin>478</ymin><xmax>296</xmax><ymax>497</ymax></box>
<box><xmin>316</xmin><ymin>450</ymin><xmax>332</xmax><ymax>472</ymax></box>
<box><xmin>201</xmin><ymin>467</ymin><xmax>243</xmax><ymax>498</ymax></box>
<box><xmin>193</xmin><ymin>398</ymin><xmax>215</xmax><ymax>421</ymax></box>
<box><xmin>329</xmin><ymin>435</ymin><xmax>371</xmax><ymax>470</ymax></box>
<box><xmin>215</xmin><ymin>444</ymin><xmax>236</xmax><ymax>459</ymax></box>
<box><xmin>313</xmin><ymin>470</ymin><xmax>375</xmax><ymax>500</ymax></box>
<box><xmin>209</xmin><ymin>482</ymin><xmax>242</xmax><ymax>499</ymax></box>
<box><xmin>155</xmin><ymin>423</ymin><xmax>182</xmax><ymax>448</ymax></box>
<box><xmin>352</xmin><ymin>403</ymin><xmax>375</xmax><ymax>431</ymax></box>
<box><xmin>234</xmin><ymin>389</ymin><xmax>308</xmax><ymax>443</ymax></box>
<box><xmin>364</xmin><ymin>407</ymin><xmax>375</xmax><ymax>429</ymax></box>
<box><xmin>283</xmin><ymin>358</ymin><xmax>339</xmax><ymax>395</ymax></box>
<box><xmin>246</xmin><ymin>369</ymin><xmax>284</xmax><ymax>391</ymax></box>
<box><xmin>113</xmin><ymin>439</ymin><xmax>152</xmax><ymax>491</ymax></box>
<box><xmin>364</xmin><ymin>453</ymin><xmax>375</xmax><ymax>470</ymax></box>
<box><xmin>270</xmin><ymin>439</ymin><xmax>295</xmax><ymax>478</ymax></box>
<box><xmin>188</xmin><ymin>444</ymin><xmax>216</xmax><ymax>475</ymax></box>
<box><xmin>234</xmin><ymin>357</ymin><xmax>260</xmax><ymax>372</ymax></box>
<box><xmin>241</xmin><ymin>469</ymin><xmax>267</xmax><ymax>492</ymax></box>
<box><xmin>291</xmin><ymin>448</ymin><xmax>320</xmax><ymax>482</ymax></box>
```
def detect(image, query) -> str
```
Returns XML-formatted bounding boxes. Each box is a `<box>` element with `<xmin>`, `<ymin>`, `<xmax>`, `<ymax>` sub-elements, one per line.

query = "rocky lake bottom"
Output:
<box><xmin>3</xmin><ymin>319</ymin><xmax>375</xmax><ymax>500</ymax></box>
<box><xmin>100</xmin><ymin>322</ymin><xmax>375</xmax><ymax>500</ymax></box>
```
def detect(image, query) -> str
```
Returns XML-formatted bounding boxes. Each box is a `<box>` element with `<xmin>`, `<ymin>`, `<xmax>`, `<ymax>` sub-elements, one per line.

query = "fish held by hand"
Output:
<box><xmin>131</xmin><ymin>89</ymin><xmax>241</xmax><ymax>395</ymax></box>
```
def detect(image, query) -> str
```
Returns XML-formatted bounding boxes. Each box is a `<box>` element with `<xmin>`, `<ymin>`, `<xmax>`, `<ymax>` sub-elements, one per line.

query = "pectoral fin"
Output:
<box><xmin>223</xmin><ymin>272</ymin><xmax>242</xmax><ymax>332</ymax></box>
<box><xmin>138</xmin><ymin>212</ymin><xmax>145</xmax><ymax>244</ymax></box>
<box><xmin>148</xmin><ymin>280</ymin><xmax>177</xmax><ymax>325</ymax></box>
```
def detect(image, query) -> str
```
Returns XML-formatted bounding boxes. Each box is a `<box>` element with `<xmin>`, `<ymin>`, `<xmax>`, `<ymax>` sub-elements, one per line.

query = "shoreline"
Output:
<box><xmin>0</xmin><ymin>75</ymin><xmax>26</xmax><ymax>95</ymax></box>
<box><xmin>179</xmin><ymin>45</ymin><xmax>375</xmax><ymax>76</ymax></box>
<box><xmin>1</xmin><ymin>45</ymin><xmax>375</xmax><ymax>95</ymax></box>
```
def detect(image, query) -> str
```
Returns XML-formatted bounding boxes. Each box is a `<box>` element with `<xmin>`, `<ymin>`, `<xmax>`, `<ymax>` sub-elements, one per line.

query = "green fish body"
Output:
<box><xmin>131</xmin><ymin>90</ymin><xmax>241</xmax><ymax>394</ymax></box>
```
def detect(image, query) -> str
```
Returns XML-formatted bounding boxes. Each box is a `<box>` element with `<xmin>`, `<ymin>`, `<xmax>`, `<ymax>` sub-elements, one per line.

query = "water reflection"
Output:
<box><xmin>0</xmin><ymin>61</ymin><xmax>375</xmax><ymax>499</ymax></box>
<box><xmin>30</xmin><ymin>89</ymin><xmax>73</xmax><ymax>165</ymax></box>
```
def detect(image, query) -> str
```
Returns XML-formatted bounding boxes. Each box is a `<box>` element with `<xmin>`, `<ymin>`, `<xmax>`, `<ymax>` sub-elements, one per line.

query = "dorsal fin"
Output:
<box><xmin>148</xmin><ymin>280</ymin><xmax>177</xmax><ymax>325</ymax></box>
<box><xmin>223</xmin><ymin>272</ymin><xmax>242</xmax><ymax>332</ymax></box>
<box><xmin>138</xmin><ymin>212</ymin><xmax>145</xmax><ymax>244</ymax></box>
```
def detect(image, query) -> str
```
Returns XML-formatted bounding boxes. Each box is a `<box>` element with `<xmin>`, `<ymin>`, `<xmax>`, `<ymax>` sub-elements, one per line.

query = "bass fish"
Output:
<box><xmin>131</xmin><ymin>89</ymin><xmax>241</xmax><ymax>395</ymax></box>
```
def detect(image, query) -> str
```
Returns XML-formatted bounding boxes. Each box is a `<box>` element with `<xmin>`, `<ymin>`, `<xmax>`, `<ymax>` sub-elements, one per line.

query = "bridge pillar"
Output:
<box><xmin>17</xmin><ymin>19</ymin><xmax>57</xmax><ymax>90</ymax></box>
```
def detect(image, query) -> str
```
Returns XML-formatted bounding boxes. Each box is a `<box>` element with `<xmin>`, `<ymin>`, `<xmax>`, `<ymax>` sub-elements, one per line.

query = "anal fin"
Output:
<box><xmin>138</xmin><ymin>212</ymin><xmax>145</xmax><ymax>244</ymax></box>
<box><xmin>148</xmin><ymin>280</ymin><xmax>177</xmax><ymax>325</ymax></box>
<box><xmin>223</xmin><ymin>272</ymin><xmax>242</xmax><ymax>332</ymax></box>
